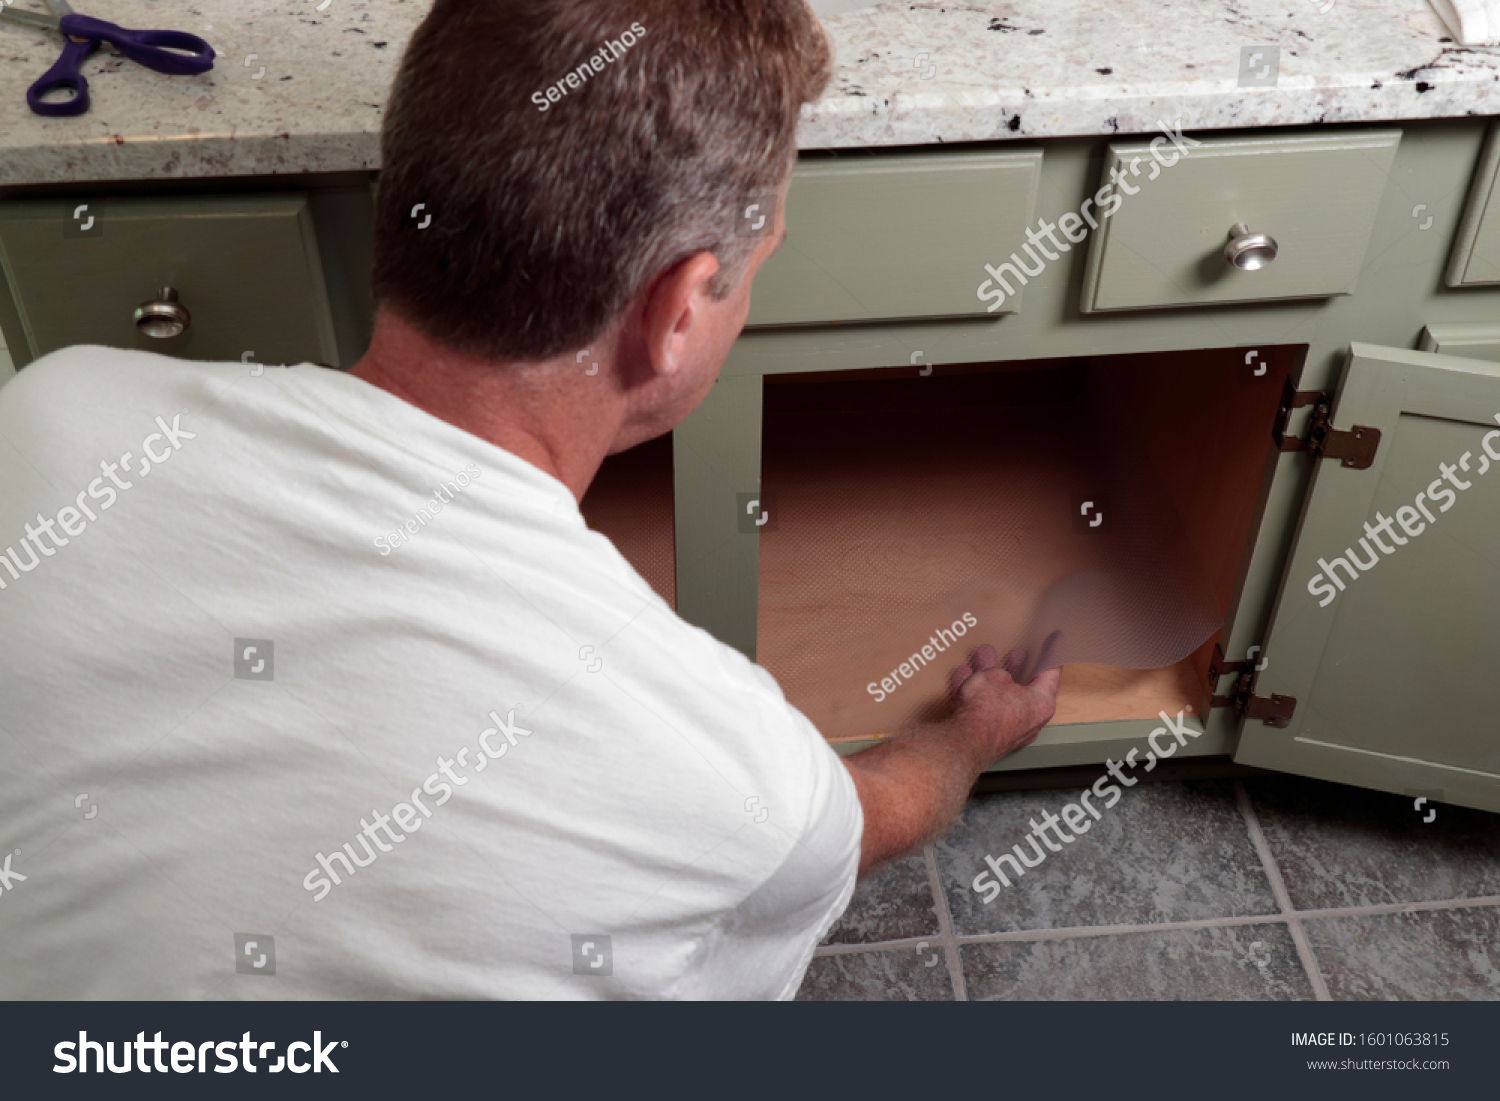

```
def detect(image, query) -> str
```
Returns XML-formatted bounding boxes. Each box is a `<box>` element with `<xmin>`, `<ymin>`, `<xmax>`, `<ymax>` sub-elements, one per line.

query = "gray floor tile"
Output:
<box><xmin>935</xmin><ymin>780</ymin><xmax>1279</xmax><ymax>935</ymax></box>
<box><xmin>1304</xmin><ymin>905</ymin><xmax>1500</xmax><ymax>1000</ymax></box>
<box><xmin>1244</xmin><ymin>775</ymin><xmax>1500</xmax><ymax>911</ymax></box>
<box><xmin>821</xmin><ymin>850</ymin><xmax>939</xmax><ymax>946</ymax></box>
<box><xmin>795</xmin><ymin>947</ymin><xmax>955</xmax><ymax>1001</ymax></box>
<box><xmin>961</xmin><ymin>923</ymin><xmax>1312</xmax><ymax>1000</ymax></box>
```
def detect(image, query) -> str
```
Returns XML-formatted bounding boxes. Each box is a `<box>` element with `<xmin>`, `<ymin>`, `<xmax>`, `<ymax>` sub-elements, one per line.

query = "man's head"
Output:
<box><xmin>369</xmin><ymin>0</ymin><xmax>829</xmax><ymax>375</ymax></box>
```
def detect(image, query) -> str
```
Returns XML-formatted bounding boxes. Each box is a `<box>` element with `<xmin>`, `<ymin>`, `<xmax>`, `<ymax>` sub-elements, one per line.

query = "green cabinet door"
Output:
<box><xmin>1235</xmin><ymin>341</ymin><xmax>1500</xmax><ymax>812</ymax></box>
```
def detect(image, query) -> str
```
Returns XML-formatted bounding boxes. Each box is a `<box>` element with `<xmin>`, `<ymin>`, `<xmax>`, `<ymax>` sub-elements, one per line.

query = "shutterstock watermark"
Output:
<box><xmin>1307</xmin><ymin>415</ymin><xmax>1500</xmax><ymax>607</ymax></box>
<box><xmin>971</xmin><ymin>709</ymin><xmax>1198</xmax><ymax>903</ymax></box>
<box><xmin>53</xmin><ymin>1031</ymin><xmax>343</xmax><ymax>1074</ymax></box>
<box><xmin>0</xmin><ymin>413</ymin><xmax>196</xmax><ymax>592</ymax></box>
<box><xmin>975</xmin><ymin>118</ymin><xmax>1203</xmax><ymax>313</ymax></box>
<box><xmin>302</xmin><ymin>706</ymin><xmax>534</xmax><ymax>901</ymax></box>
<box><xmin>374</xmin><ymin>463</ymin><xmax>481</xmax><ymax>555</ymax></box>
<box><xmin>532</xmin><ymin>21</ymin><xmax>646</xmax><ymax>111</ymax></box>
<box><xmin>867</xmin><ymin>612</ymin><xmax>978</xmax><ymax>703</ymax></box>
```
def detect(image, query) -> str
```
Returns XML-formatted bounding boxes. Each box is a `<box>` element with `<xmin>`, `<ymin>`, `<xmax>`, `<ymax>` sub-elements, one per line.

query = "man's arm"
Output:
<box><xmin>841</xmin><ymin>644</ymin><xmax>1060</xmax><ymax>877</ymax></box>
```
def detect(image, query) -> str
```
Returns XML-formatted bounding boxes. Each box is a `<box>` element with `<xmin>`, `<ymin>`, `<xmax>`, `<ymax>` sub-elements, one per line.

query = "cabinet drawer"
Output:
<box><xmin>1080</xmin><ymin>129</ymin><xmax>1401</xmax><ymax>312</ymax></box>
<box><xmin>0</xmin><ymin>194</ymin><xmax>338</xmax><ymax>368</ymax></box>
<box><xmin>745</xmin><ymin>147</ymin><xmax>1043</xmax><ymax>327</ymax></box>
<box><xmin>1446</xmin><ymin>120</ymin><xmax>1500</xmax><ymax>286</ymax></box>
<box><xmin>1419</xmin><ymin>321</ymin><xmax>1500</xmax><ymax>362</ymax></box>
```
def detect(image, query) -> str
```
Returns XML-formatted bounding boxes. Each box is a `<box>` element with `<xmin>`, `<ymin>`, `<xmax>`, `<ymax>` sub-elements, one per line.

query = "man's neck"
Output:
<box><xmin>347</xmin><ymin>311</ymin><xmax>622</xmax><ymax>504</ymax></box>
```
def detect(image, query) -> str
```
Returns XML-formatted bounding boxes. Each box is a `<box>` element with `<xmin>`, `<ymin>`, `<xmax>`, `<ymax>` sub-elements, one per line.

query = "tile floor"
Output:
<box><xmin>796</xmin><ymin>774</ymin><xmax>1500</xmax><ymax>1000</ymax></box>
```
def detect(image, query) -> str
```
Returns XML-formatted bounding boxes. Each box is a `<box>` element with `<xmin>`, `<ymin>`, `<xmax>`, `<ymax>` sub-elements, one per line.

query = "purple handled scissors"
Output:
<box><xmin>0</xmin><ymin>0</ymin><xmax>215</xmax><ymax>117</ymax></box>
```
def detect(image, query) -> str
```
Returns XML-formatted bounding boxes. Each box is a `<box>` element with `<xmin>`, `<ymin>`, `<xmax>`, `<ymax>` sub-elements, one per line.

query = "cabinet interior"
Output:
<box><xmin>580</xmin><ymin>432</ymin><xmax>677</xmax><ymax>610</ymax></box>
<box><xmin>582</xmin><ymin>347</ymin><xmax>1297</xmax><ymax>745</ymax></box>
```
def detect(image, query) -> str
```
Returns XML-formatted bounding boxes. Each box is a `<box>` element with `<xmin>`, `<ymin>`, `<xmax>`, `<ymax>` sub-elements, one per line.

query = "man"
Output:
<box><xmin>0</xmin><ymin>0</ymin><xmax>1056</xmax><ymax>999</ymax></box>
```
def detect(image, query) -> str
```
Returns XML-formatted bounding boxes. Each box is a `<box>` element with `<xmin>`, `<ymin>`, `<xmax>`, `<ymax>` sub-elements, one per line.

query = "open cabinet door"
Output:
<box><xmin>1234</xmin><ymin>342</ymin><xmax>1500</xmax><ymax>813</ymax></box>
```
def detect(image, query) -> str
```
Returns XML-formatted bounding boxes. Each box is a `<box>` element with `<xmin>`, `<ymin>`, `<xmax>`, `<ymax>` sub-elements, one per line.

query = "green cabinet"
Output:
<box><xmin>671</xmin><ymin>337</ymin><xmax>1500</xmax><ymax>813</ymax></box>
<box><xmin>657</xmin><ymin>118</ymin><xmax>1500</xmax><ymax>815</ymax></box>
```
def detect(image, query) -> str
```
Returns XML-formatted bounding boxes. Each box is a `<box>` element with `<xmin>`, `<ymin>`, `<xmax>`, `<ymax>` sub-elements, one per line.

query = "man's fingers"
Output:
<box><xmin>953</xmin><ymin>643</ymin><xmax>1004</xmax><ymax>694</ymax></box>
<box><xmin>1026</xmin><ymin>664</ymin><xmax>1063</xmax><ymax>697</ymax></box>
<box><xmin>1033</xmin><ymin>630</ymin><xmax>1065</xmax><ymax>676</ymax></box>
<box><xmin>1003</xmin><ymin>647</ymin><xmax>1028</xmax><ymax>679</ymax></box>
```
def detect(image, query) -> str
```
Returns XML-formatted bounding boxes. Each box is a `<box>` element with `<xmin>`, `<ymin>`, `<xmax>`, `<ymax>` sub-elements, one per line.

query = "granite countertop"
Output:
<box><xmin>0</xmin><ymin>0</ymin><xmax>1496</xmax><ymax>187</ymax></box>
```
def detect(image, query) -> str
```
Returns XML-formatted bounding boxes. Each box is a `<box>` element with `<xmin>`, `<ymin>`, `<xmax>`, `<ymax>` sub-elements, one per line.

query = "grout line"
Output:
<box><xmin>1234</xmin><ymin>778</ymin><xmax>1332</xmax><ymax>1001</ymax></box>
<box><xmin>813</xmin><ymin>891</ymin><xmax>1500</xmax><ymax>956</ymax></box>
<box><xmin>924</xmin><ymin>844</ymin><xmax>967</xmax><ymax>1001</ymax></box>
<box><xmin>954</xmin><ymin>913</ymin><xmax>1289</xmax><ymax>946</ymax></box>
<box><xmin>813</xmin><ymin>936</ymin><xmax>935</xmax><ymax>957</ymax></box>
<box><xmin>1293</xmin><ymin>893</ymin><xmax>1500</xmax><ymax>922</ymax></box>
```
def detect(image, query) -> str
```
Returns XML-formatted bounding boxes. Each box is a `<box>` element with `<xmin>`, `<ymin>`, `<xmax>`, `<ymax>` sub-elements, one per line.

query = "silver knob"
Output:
<box><xmin>1224</xmin><ymin>222</ymin><xmax>1278</xmax><ymax>270</ymax></box>
<box><xmin>134</xmin><ymin>286</ymin><xmax>191</xmax><ymax>339</ymax></box>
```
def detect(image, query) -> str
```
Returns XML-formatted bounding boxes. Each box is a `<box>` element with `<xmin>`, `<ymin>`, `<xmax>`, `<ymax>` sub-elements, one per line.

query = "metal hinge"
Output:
<box><xmin>1207</xmin><ymin>643</ymin><xmax>1297</xmax><ymax>728</ymax></box>
<box><xmin>1273</xmin><ymin>379</ymin><xmax>1381</xmax><ymax>469</ymax></box>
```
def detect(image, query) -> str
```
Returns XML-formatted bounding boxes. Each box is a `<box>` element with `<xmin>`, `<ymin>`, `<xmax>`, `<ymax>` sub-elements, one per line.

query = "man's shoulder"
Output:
<box><xmin>8</xmin><ymin>343</ymin><xmax>182</xmax><ymax>380</ymax></box>
<box><xmin>1</xmin><ymin>346</ymin><xmax>220</xmax><ymax>415</ymax></box>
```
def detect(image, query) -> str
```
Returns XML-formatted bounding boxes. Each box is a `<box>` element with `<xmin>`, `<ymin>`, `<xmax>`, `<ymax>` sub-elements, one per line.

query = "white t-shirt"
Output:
<box><xmin>0</xmin><ymin>346</ymin><xmax>861</xmax><ymax>1000</ymax></box>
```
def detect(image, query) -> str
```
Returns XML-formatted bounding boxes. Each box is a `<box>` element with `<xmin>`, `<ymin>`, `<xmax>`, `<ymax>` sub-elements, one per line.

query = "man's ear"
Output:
<box><xmin>639</xmin><ymin>251</ymin><xmax>723</xmax><ymax>380</ymax></box>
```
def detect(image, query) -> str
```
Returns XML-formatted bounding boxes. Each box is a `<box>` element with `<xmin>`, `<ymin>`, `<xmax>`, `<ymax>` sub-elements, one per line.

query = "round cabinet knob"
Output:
<box><xmin>1223</xmin><ymin>222</ymin><xmax>1278</xmax><ymax>270</ymax></box>
<box><xmin>133</xmin><ymin>286</ymin><xmax>191</xmax><ymax>339</ymax></box>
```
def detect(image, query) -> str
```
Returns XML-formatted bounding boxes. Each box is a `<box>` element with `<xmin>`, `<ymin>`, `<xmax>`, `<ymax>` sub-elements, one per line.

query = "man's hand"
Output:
<box><xmin>948</xmin><ymin>642</ymin><xmax>1061</xmax><ymax>763</ymax></box>
<box><xmin>840</xmin><ymin>638</ymin><xmax>1062</xmax><ymax>878</ymax></box>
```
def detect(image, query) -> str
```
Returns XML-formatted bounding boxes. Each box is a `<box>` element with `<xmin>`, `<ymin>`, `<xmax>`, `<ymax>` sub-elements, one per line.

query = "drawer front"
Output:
<box><xmin>1080</xmin><ymin>129</ymin><xmax>1401</xmax><ymax>312</ymax></box>
<box><xmin>745</xmin><ymin>147</ymin><xmax>1042</xmax><ymax>327</ymax></box>
<box><xmin>0</xmin><ymin>194</ymin><xmax>338</xmax><ymax>368</ymax></box>
<box><xmin>1419</xmin><ymin>321</ymin><xmax>1500</xmax><ymax>362</ymax></box>
<box><xmin>1446</xmin><ymin>120</ymin><xmax>1500</xmax><ymax>286</ymax></box>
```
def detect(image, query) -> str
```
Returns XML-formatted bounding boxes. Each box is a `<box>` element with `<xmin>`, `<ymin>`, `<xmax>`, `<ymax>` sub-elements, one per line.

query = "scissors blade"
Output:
<box><xmin>0</xmin><ymin>7</ymin><xmax>63</xmax><ymax>31</ymax></box>
<box><xmin>42</xmin><ymin>0</ymin><xmax>77</xmax><ymax>20</ymax></box>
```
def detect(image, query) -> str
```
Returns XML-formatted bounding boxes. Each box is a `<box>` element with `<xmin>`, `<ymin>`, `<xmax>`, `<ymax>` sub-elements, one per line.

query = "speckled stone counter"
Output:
<box><xmin>0</xmin><ymin>0</ymin><xmax>1496</xmax><ymax>187</ymax></box>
